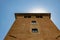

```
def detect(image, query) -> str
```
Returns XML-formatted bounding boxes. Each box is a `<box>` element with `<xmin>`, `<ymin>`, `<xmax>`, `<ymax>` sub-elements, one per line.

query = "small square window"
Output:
<box><xmin>24</xmin><ymin>16</ymin><xmax>27</xmax><ymax>18</ymax></box>
<box><xmin>24</xmin><ymin>16</ymin><xmax>31</xmax><ymax>18</ymax></box>
<box><xmin>32</xmin><ymin>21</ymin><xmax>36</xmax><ymax>24</ymax></box>
<box><xmin>32</xmin><ymin>28</ymin><xmax>38</xmax><ymax>33</ymax></box>
<box><xmin>28</xmin><ymin>16</ymin><xmax>31</xmax><ymax>18</ymax></box>
<box><xmin>40</xmin><ymin>16</ymin><xmax>43</xmax><ymax>18</ymax></box>
<box><xmin>36</xmin><ymin>16</ymin><xmax>39</xmax><ymax>18</ymax></box>
<box><xmin>36</xmin><ymin>16</ymin><xmax>43</xmax><ymax>18</ymax></box>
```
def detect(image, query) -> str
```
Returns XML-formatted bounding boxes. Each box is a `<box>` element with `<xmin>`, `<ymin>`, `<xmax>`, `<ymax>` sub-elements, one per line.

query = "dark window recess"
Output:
<box><xmin>24</xmin><ymin>16</ymin><xmax>31</xmax><ymax>18</ymax></box>
<box><xmin>36</xmin><ymin>16</ymin><xmax>43</xmax><ymax>18</ymax></box>
<box><xmin>32</xmin><ymin>21</ymin><xmax>36</xmax><ymax>24</ymax></box>
<box><xmin>28</xmin><ymin>16</ymin><xmax>31</xmax><ymax>18</ymax></box>
<box><xmin>24</xmin><ymin>16</ymin><xmax>27</xmax><ymax>18</ymax></box>
<box><xmin>32</xmin><ymin>28</ymin><xmax>38</xmax><ymax>33</ymax></box>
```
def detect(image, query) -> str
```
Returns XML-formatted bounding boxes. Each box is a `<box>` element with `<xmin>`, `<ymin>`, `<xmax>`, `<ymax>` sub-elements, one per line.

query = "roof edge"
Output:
<box><xmin>15</xmin><ymin>13</ymin><xmax>51</xmax><ymax>19</ymax></box>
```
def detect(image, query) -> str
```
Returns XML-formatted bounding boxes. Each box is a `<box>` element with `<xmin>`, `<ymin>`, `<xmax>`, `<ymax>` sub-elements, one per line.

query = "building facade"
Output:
<box><xmin>4</xmin><ymin>13</ymin><xmax>60</xmax><ymax>40</ymax></box>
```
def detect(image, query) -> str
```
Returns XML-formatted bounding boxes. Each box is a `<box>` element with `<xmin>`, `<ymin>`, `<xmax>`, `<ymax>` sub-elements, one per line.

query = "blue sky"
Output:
<box><xmin>0</xmin><ymin>0</ymin><xmax>60</xmax><ymax>40</ymax></box>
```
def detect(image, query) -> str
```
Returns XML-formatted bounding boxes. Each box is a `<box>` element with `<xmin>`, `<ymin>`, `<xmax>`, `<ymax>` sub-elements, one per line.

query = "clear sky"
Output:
<box><xmin>0</xmin><ymin>0</ymin><xmax>60</xmax><ymax>40</ymax></box>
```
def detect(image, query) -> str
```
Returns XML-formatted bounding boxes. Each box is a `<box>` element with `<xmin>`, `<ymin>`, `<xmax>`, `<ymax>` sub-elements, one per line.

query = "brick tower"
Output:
<box><xmin>4</xmin><ymin>13</ymin><xmax>60</xmax><ymax>40</ymax></box>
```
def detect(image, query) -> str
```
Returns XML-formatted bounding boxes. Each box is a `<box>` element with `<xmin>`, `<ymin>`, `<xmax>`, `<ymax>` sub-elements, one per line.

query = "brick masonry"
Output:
<box><xmin>4</xmin><ymin>13</ymin><xmax>60</xmax><ymax>40</ymax></box>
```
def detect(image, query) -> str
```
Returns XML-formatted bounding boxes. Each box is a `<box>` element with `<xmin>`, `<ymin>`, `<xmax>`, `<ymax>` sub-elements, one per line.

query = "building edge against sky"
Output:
<box><xmin>4</xmin><ymin>13</ymin><xmax>60</xmax><ymax>40</ymax></box>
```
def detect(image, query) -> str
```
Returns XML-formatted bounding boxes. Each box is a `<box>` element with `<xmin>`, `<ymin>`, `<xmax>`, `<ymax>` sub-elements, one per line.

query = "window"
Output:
<box><xmin>24</xmin><ymin>16</ymin><xmax>27</xmax><ymax>18</ymax></box>
<box><xmin>32</xmin><ymin>21</ymin><xmax>36</xmax><ymax>24</ymax></box>
<box><xmin>24</xmin><ymin>16</ymin><xmax>31</xmax><ymax>18</ymax></box>
<box><xmin>28</xmin><ymin>16</ymin><xmax>31</xmax><ymax>18</ymax></box>
<box><xmin>32</xmin><ymin>28</ymin><xmax>38</xmax><ymax>33</ymax></box>
<box><xmin>36</xmin><ymin>16</ymin><xmax>43</xmax><ymax>18</ymax></box>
